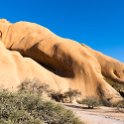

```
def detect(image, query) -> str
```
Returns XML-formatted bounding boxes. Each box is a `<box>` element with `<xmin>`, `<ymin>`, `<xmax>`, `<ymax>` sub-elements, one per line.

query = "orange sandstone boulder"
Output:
<box><xmin>0</xmin><ymin>19</ymin><xmax>124</xmax><ymax>103</ymax></box>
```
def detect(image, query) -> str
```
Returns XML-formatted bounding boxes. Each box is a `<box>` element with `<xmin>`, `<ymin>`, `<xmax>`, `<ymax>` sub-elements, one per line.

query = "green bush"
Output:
<box><xmin>64</xmin><ymin>89</ymin><xmax>81</xmax><ymax>103</ymax></box>
<box><xmin>0</xmin><ymin>90</ymin><xmax>83</xmax><ymax>124</ymax></box>
<box><xmin>81</xmin><ymin>97</ymin><xmax>100</xmax><ymax>109</ymax></box>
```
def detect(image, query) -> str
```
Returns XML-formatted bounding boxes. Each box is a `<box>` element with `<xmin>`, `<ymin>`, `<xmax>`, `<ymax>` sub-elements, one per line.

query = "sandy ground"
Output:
<box><xmin>64</xmin><ymin>103</ymin><xmax>124</xmax><ymax>124</ymax></box>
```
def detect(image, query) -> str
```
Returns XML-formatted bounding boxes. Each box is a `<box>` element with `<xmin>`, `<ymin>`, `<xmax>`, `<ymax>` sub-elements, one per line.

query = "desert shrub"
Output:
<box><xmin>50</xmin><ymin>89</ymin><xmax>81</xmax><ymax>103</ymax></box>
<box><xmin>81</xmin><ymin>97</ymin><xmax>100</xmax><ymax>109</ymax></box>
<box><xmin>49</xmin><ymin>91</ymin><xmax>65</xmax><ymax>102</ymax></box>
<box><xmin>100</xmin><ymin>97</ymin><xmax>113</xmax><ymax>107</ymax></box>
<box><xmin>64</xmin><ymin>89</ymin><xmax>81</xmax><ymax>103</ymax></box>
<box><xmin>0</xmin><ymin>90</ymin><xmax>83</xmax><ymax>124</ymax></box>
<box><xmin>116</xmin><ymin>100</ymin><xmax>124</xmax><ymax>113</ymax></box>
<box><xmin>18</xmin><ymin>79</ymin><xmax>51</xmax><ymax>96</ymax></box>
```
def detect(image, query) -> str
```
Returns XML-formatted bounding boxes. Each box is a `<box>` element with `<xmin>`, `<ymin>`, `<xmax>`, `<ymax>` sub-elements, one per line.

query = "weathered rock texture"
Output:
<box><xmin>0</xmin><ymin>19</ymin><xmax>124</xmax><ymax>103</ymax></box>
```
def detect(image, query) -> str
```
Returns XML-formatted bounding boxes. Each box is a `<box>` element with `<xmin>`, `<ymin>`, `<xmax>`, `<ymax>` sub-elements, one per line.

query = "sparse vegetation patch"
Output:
<box><xmin>0</xmin><ymin>89</ymin><xmax>83</xmax><ymax>124</ymax></box>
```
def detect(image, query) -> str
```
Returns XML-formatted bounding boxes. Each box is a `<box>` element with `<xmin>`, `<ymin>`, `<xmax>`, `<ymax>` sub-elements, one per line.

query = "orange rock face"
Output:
<box><xmin>0</xmin><ymin>19</ymin><xmax>124</xmax><ymax>103</ymax></box>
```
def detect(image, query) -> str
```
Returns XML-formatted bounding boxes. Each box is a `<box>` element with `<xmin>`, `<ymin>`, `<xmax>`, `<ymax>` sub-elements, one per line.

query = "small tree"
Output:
<box><xmin>64</xmin><ymin>89</ymin><xmax>81</xmax><ymax>103</ymax></box>
<box><xmin>81</xmin><ymin>97</ymin><xmax>100</xmax><ymax>109</ymax></box>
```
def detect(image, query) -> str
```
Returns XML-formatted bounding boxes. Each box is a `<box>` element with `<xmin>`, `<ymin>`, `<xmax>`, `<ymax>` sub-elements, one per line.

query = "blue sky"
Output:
<box><xmin>0</xmin><ymin>0</ymin><xmax>124</xmax><ymax>62</ymax></box>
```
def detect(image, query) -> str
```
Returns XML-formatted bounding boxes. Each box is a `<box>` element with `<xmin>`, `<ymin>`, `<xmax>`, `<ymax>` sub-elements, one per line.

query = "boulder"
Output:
<box><xmin>0</xmin><ymin>19</ymin><xmax>124</xmax><ymax>103</ymax></box>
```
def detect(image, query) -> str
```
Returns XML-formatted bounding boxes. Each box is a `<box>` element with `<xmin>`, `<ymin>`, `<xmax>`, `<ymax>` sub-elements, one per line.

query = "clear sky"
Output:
<box><xmin>0</xmin><ymin>0</ymin><xmax>124</xmax><ymax>62</ymax></box>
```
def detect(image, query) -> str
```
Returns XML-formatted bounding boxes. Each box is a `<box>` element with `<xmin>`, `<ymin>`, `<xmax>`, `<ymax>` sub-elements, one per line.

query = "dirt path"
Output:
<box><xmin>64</xmin><ymin>103</ymin><xmax>124</xmax><ymax>124</ymax></box>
